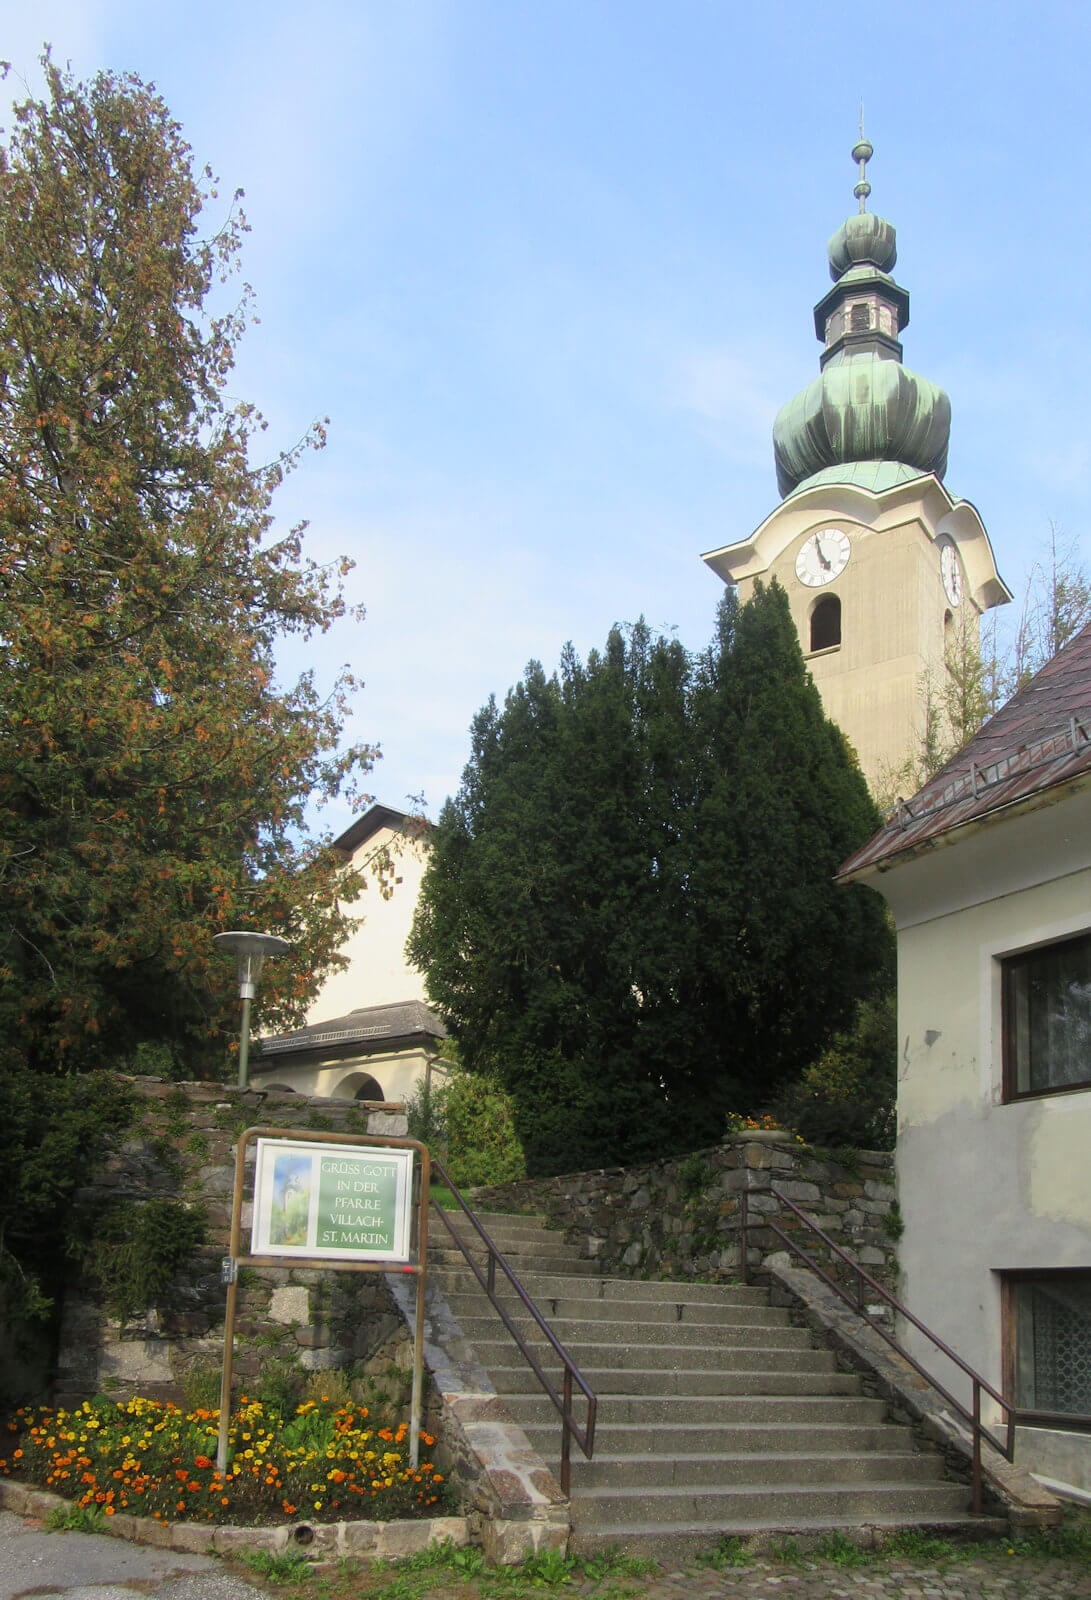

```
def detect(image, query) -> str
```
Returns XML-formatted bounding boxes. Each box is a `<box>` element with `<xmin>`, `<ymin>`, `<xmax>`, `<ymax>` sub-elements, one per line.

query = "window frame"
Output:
<box><xmin>1000</xmin><ymin>1269</ymin><xmax>1091</xmax><ymax>1432</ymax></box>
<box><xmin>1000</xmin><ymin>929</ymin><xmax>1091</xmax><ymax>1103</ymax></box>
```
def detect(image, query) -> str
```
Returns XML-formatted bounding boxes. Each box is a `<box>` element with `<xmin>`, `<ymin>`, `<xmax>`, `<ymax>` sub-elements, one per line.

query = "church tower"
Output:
<box><xmin>702</xmin><ymin>136</ymin><xmax>1010</xmax><ymax>790</ymax></box>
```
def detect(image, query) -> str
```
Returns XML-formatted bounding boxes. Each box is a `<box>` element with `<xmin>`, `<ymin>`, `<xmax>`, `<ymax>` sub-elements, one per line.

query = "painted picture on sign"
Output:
<box><xmin>269</xmin><ymin>1153</ymin><xmax>312</xmax><ymax>1246</ymax></box>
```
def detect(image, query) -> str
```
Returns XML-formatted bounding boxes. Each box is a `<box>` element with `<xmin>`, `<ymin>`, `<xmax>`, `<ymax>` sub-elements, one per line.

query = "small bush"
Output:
<box><xmin>71</xmin><ymin>1197</ymin><xmax>207</xmax><ymax>1323</ymax></box>
<box><xmin>407</xmin><ymin>1066</ymin><xmax>526</xmax><ymax>1192</ymax></box>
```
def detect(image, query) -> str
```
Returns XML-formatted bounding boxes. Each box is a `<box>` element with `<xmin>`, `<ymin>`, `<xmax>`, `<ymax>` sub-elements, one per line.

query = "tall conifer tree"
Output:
<box><xmin>409</xmin><ymin>584</ymin><xmax>890</xmax><ymax>1172</ymax></box>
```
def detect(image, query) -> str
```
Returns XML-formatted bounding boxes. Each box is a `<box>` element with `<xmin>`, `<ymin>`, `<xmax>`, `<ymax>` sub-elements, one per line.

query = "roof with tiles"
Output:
<box><xmin>258</xmin><ymin>999</ymin><xmax>447</xmax><ymax>1058</ymax></box>
<box><xmin>839</xmin><ymin>619</ymin><xmax>1091</xmax><ymax>879</ymax></box>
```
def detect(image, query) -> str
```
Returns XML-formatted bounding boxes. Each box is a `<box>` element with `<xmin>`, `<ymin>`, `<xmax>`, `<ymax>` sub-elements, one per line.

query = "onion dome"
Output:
<box><xmin>772</xmin><ymin>135</ymin><xmax>951</xmax><ymax>499</ymax></box>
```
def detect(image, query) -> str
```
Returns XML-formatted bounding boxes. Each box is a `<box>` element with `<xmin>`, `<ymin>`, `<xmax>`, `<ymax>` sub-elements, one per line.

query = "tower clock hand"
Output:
<box><xmin>816</xmin><ymin>539</ymin><xmax>832</xmax><ymax>570</ymax></box>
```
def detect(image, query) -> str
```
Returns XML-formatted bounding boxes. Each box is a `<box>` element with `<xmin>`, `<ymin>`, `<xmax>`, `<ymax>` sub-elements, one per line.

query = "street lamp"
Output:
<box><xmin>213</xmin><ymin>930</ymin><xmax>290</xmax><ymax>1089</ymax></box>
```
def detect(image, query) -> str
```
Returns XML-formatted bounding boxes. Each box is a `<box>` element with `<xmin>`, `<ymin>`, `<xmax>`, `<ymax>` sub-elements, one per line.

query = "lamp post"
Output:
<box><xmin>213</xmin><ymin>931</ymin><xmax>290</xmax><ymax>1089</ymax></box>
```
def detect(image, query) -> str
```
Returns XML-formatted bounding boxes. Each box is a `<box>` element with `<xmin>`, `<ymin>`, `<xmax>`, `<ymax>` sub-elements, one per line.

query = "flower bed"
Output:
<box><xmin>2</xmin><ymin>1394</ymin><xmax>450</xmax><ymax>1527</ymax></box>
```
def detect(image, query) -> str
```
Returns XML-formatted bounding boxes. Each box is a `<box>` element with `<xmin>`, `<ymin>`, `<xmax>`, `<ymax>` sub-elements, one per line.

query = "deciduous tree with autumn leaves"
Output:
<box><xmin>0</xmin><ymin>58</ymin><xmax>373</xmax><ymax>1078</ymax></box>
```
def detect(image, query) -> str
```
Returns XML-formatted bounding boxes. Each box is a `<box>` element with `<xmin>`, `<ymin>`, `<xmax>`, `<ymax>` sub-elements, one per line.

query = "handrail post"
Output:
<box><xmin>971</xmin><ymin>1379</ymin><xmax>983</xmax><ymax>1514</ymax></box>
<box><xmin>487</xmin><ymin>1250</ymin><xmax>496</xmax><ymax>1297</ymax></box>
<box><xmin>561</xmin><ymin>1368</ymin><xmax>572</xmax><ymax>1497</ymax></box>
<box><xmin>739</xmin><ymin>1185</ymin><xmax>749</xmax><ymax>1286</ymax></box>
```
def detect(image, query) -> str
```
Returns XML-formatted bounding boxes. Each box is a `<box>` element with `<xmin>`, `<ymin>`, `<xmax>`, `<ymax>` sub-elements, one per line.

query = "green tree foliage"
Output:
<box><xmin>879</xmin><ymin>524</ymin><xmax>1091</xmax><ymax>805</ymax></box>
<box><xmin>0</xmin><ymin>1070</ymin><xmax>135</xmax><ymax>1342</ymax></box>
<box><xmin>405</xmin><ymin>1056</ymin><xmax>527</xmax><ymax>1192</ymax></box>
<box><xmin>408</xmin><ymin>583</ymin><xmax>892</xmax><ymax>1173</ymax></box>
<box><xmin>772</xmin><ymin>992</ymin><xmax>896</xmax><ymax>1151</ymax></box>
<box><xmin>0</xmin><ymin>60</ymin><xmax>374</xmax><ymax>1076</ymax></box>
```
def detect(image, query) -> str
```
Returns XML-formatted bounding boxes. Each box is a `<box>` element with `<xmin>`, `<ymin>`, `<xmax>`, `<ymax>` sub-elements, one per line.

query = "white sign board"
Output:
<box><xmin>250</xmin><ymin>1139</ymin><xmax>414</xmax><ymax>1263</ymax></box>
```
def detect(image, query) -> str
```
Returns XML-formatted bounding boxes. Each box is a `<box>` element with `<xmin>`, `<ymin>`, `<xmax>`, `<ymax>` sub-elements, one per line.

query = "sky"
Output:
<box><xmin>5</xmin><ymin>1</ymin><xmax>1091</xmax><ymax>832</ymax></box>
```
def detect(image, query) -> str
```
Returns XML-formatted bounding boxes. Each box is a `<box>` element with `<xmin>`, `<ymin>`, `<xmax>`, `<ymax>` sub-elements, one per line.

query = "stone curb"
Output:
<box><xmin>0</xmin><ymin>1478</ymin><xmax>470</xmax><ymax>1561</ymax></box>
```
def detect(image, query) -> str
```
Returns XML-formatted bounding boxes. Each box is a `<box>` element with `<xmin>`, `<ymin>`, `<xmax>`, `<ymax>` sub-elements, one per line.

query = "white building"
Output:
<box><xmin>839</xmin><ymin>623</ymin><xmax>1091</xmax><ymax>1498</ymax></box>
<box><xmin>252</xmin><ymin>804</ymin><xmax>446</xmax><ymax>1105</ymax></box>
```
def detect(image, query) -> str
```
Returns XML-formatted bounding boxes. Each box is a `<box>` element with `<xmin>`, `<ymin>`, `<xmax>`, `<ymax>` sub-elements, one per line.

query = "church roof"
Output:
<box><xmin>258</xmin><ymin>999</ymin><xmax>447</xmax><ymax>1059</ymax></box>
<box><xmin>839</xmin><ymin>621</ymin><xmax>1091</xmax><ymax>879</ymax></box>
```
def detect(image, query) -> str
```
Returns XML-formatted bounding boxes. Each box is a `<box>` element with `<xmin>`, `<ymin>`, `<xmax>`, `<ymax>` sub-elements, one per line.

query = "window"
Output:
<box><xmin>809</xmin><ymin>594</ymin><xmax>841</xmax><ymax>652</ymax></box>
<box><xmin>1004</xmin><ymin>1273</ymin><xmax>1091</xmax><ymax>1426</ymax></box>
<box><xmin>1002</xmin><ymin>932</ymin><xmax>1091</xmax><ymax>1099</ymax></box>
<box><xmin>850</xmin><ymin>302</ymin><xmax>870</xmax><ymax>332</ymax></box>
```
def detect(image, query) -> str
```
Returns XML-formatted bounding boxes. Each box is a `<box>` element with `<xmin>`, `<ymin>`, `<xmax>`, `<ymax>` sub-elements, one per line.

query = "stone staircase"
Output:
<box><xmin>428</xmin><ymin>1207</ymin><xmax>1000</xmax><ymax>1558</ymax></box>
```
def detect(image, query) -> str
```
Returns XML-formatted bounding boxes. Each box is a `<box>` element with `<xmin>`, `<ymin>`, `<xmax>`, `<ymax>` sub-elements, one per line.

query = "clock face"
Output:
<box><xmin>940</xmin><ymin>543</ymin><xmax>963</xmax><ymax>607</ymax></box>
<box><xmin>795</xmin><ymin>527</ymin><xmax>851</xmax><ymax>587</ymax></box>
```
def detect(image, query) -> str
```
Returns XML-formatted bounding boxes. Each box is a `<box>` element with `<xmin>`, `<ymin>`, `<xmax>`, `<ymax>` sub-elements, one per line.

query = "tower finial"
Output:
<box><xmin>852</xmin><ymin>110</ymin><xmax>873</xmax><ymax>214</ymax></box>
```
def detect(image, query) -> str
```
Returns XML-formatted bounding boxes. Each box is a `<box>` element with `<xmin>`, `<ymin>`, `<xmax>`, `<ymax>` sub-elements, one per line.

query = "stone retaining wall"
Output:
<box><xmin>471</xmin><ymin>1136</ymin><xmax>899</xmax><ymax>1295</ymax></box>
<box><xmin>56</xmin><ymin>1078</ymin><xmax>413</xmax><ymax>1407</ymax></box>
<box><xmin>49</xmin><ymin>1076</ymin><xmax>566</xmax><ymax>1559</ymax></box>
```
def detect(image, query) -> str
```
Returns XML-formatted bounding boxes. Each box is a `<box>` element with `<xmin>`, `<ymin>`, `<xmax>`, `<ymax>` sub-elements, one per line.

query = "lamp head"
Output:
<box><xmin>213</xmin><ymin>931</ymin><xmax>290</xmax><ymax>999</ymax></box>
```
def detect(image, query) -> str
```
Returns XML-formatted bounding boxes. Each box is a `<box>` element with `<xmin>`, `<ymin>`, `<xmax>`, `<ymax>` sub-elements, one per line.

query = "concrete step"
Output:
<box><xmin>574</xmin><ymin>1480</ymin><xmax>974</xmax><ymax>1529</ymax></box>
<box><xmin>488</xmin><ymin>1365</ymin><xmax>863</xmax><ymax>1397</ymax></box>
<box><xmin>429</xmin><ymin>1265</ymin><xmax>766</xmax><ymax>1299</ymax></box>
<box><xmin>443</xmin><ymin>1291</ymin><xmax>789</xmax><ymax>1328</ymax></box>
<box><xmin>430</xmin><ymin>1254</ymin><xmax>605</xmax><ymax>1280</ymax></box>
<box><xmin>569</xmin><ymin>1449</ymin><xmax>945</xmax><ymax>1491</ymax></box>
<box><xmin>501</xmin><ymin>1392</ymin><xmax>890</xmax><ymax>1428</ymax></box>
<box><xmin>568</xmin><ymin>1513</ymin><xmax>1007</xmax><ymax>1561</ymax></box>
<box><xmin>433</xmin><ymin>1208</ymin><xmax>550</xmax><ymax>1233</ymax></box>
<box><xmin>520</xmin><ymin>1419</ymin><xmax>920</xmax><ymax>1456</ymax></box>
<box><xmin>475</xmin><ymin>1338</ymin><xmax>837</xmax><ymax>1374</ymax></box>
<box><xmin>453</xmin><ymin>1312</ymin><xmax>815</xmax><ymax>1351</ymax></box>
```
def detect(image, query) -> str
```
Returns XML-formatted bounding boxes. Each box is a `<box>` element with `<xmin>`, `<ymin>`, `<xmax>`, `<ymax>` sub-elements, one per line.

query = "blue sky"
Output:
<box><xmin>6</xmin><ymin>2</ymin><xmax>1091</xmax><ymax>829</ymax></box>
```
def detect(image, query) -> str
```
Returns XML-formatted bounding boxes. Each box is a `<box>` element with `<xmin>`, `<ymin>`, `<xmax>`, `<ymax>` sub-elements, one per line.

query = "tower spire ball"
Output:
<box><xmin>852</xmin><ymin>109</ymin><xmax>873</xmax><ymax>214</ymax></box>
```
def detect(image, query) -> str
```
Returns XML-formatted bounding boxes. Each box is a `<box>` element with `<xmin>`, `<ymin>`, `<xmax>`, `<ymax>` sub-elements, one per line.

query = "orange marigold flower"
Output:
<box><xmin>194</xmin><ymin>1455</ymin><xmax>212</xmax><ymax>1469</ymax></box>
<box><xmin>104</xmin><ymin>1506</ymin><xmax>115</xmax><ymax>1516</ymax></box>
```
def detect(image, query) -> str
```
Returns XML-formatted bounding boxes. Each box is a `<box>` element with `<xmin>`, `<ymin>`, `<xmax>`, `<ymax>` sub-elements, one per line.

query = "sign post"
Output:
<box><xmin>216</xmin><ymin>1127</ymin><xmax>431</xmax><ymax>1477</ymax></box>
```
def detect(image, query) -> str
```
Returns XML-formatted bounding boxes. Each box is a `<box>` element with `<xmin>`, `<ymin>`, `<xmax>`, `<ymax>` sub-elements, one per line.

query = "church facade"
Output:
<box><xmin>702</xmin><ymin>138</ymin><xmax>1010</xmax><ymax>791</ymax></box>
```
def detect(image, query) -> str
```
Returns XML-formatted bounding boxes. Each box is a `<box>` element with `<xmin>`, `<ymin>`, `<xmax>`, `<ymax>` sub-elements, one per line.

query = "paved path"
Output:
<box><xmin>637</xmin><ymin>1554</ymin><xmax>1091</xmax><ymax>1599</ymax></box>
<box><xmin>3</xmin><ymin>1509</ymin><xmax>1088</xmax><ymax>1600</ymax></box>
<box><xmin>0</xmin><ymin>1510</ymin><xmax>271</xmax><ymax>1600</ymax></box>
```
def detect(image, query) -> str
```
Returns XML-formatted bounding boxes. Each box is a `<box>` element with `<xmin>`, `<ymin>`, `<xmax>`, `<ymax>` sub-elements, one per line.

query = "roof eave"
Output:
<box><xmin>838</xmin><ymin>767</ymin><xmax>1091</xmax><ymax>886</ymax></box>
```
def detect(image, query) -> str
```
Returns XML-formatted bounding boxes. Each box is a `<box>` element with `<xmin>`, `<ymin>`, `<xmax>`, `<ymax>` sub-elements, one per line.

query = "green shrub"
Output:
<box><xmin>72</xmin><ymin>1197</ymin><xmax>207</xmax><ymax>1323</ymax></box>
<box><xmin>771</xmin><ymin>992</ymin><xmax>896</xmax><ymax>1150</ymax></box>
<box><xmin>0</xmin><ymin>1070</ymin><xmax>136</xmax><ymax>1334</ymax></box>
<box><xmin>407</xmin><ymin>1064</ymin><xmax>526</xmax><ymax>1192</ymax></box>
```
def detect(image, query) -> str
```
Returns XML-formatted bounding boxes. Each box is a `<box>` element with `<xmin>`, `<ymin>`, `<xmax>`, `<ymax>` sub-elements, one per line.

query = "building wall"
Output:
<box><xmin>253</xmin><ymin>1045</ymin><xmax>438</xmax><ymax>1106</ymax></box>
<box><xmin>307</xmin><ymin>822</ymin><xmax>431</xmax><ymax>1024</ymax></box>
<box><xmin>734</xmin><ymin>505</ymin><xmax>976</xmax><ymax>789</ymax></box>
<box><xmin>878</xmin><ymin>786</ymin><xmax>1091</xmax><ymax>1494</ymax></box>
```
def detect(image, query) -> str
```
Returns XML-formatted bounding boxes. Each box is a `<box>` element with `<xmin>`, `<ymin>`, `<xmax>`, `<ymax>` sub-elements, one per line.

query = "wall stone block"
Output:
<box><xmin>470</xmin><ymin>1139</ymin><xmax>896</xmax><ymax>1294</ymax></box>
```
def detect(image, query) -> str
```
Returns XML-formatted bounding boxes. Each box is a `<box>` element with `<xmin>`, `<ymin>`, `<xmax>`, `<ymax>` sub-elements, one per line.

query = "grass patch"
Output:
<box><xmin>1005</xmin><ymin>1507</ymin><xmax>1091</xmax><ymax>1570</ymax></box>
<box><xmin>815</xmin><ymin>1531</ymin><xmax>871</xmax><ymax>1567</ymax></box>
<box><xmin>243</xmin><ymin>1546</ymin><xmax>315</xmax><ymax>1581</ymax></box>
<box><xmin>47</xmin><ymin>1501</ymin><xmax>110</xmax><ymax>1535</ymax></box>
<box><xmin>694</xmin><ymin>1534</ymin><xmax>751</xmax><ymax>1569</ymax></box>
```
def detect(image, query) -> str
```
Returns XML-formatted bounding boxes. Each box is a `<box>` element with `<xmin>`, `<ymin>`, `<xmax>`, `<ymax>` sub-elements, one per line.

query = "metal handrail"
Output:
<box><xmin>429</xmin><ymin>1158</ymin><xmax>596</xmax><ymax>1495</ymax></box>
<box><xmin>739</xmin><ymin>1184</ymin><xmax>1016</xmax><ymax>1515</ymax></box>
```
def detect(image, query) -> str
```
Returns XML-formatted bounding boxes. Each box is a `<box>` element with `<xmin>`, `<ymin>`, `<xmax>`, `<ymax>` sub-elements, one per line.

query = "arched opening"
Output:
<box><xmin>264</xmin><ymin>1084</ymin><xmax>295</xmax><ymax>1093</ymax></box>
<box><xmin>810</xmin><ymin>594</ymin><xmax>841</xmax><ymax>652</ymax></box>
<box><xmin>353</xmin><ymin>1075</ymin><xmax>384</xmax><ymax>1102</ymax></box>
